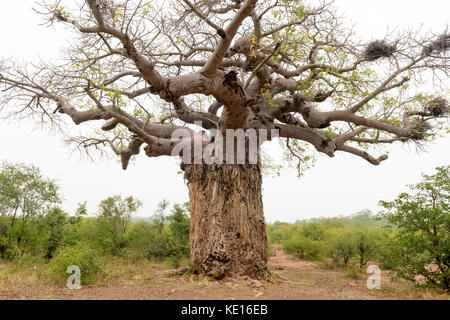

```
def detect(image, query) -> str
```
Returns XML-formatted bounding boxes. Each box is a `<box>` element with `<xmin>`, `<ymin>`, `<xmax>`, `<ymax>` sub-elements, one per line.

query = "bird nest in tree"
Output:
<box><xmin>363</xmin><ymin>40</ymin><xmax>396</xmax><ymax>61</ymax></box>
<box><xmin>410</xmin><ymin>122</ymin><xmax>432</xmax><ymax>141</ymax></box>
<box><xmin>427</xmin><ymin>97</ymin><xmax>448</xmax><ymax>117</ymax></box>
<box><xmin>423</xmin><ymin>34</ymin><xmax>450</xmax><ymax>56</ymax></box>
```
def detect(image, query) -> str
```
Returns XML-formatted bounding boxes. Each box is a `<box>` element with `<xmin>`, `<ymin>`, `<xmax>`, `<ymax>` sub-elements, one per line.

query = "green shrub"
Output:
<box><xmin>93</xmin><ymin>195</ymin><xmax>142</xmax><ymax>255</ymax></box>
<box><xmin>267</xmin><ymin>222</ymin><xmax>300</xmax><ymax>244</ymax></box>
<box><xmin>49</xmin><ymin>243</ymin><xmax>108</xmax><ymax>285</ymax></box>
<box><xmin>0</xmin><ymin>236</ymin><xmax>20</xmax><ymax>261</ymax></box>
<box><xmin>352</xmin><ymin>229</ymin><xmax>382</xmax><ymax>268</ymax></box>
<box><xmin>318</xmin><ymin>260</ymin><xmax>340</xmax><ymax>270</ymax></box>
<box><xmin>166</xmin><ymin>254</ymin><xmax>182</xmax><ymax>268</ymax></box>
<box><xmin>301</xmin><ymin>222</ymin><xmax>326</xmax><ymax>241</ymax></box>
<box><xmin>0</xmin><ymin>162</ymin><xmax>62</xmax><ymax>259</ymax></box>
<box><xmin>167</xmin><ymin>203</ymin><xmax>190</xmax><ymax>258</ymax></box>
<box><xmin>126</xmin><ymin>201</ymin><xmax>191</xmax><ymax>262</ymax></box>
<box><xmin>283</xmin><ymin>236</ymin><xmax>322</xmax><ymax>261</ymax></box>
<box><xmin>325</xmin><ymin>232</ymin><xmax>355</xmax><ymax>267</ymax></box>
<box><xmin>127</xmin><ymin>220</ymin><xmax>173</xmax><ymax>260</ymax></box>
<box><xmin>345</xmin><ymin>263</ymin><xmax>362</xmax><ymax>279</ymax></box>
<box><xmin>379</xmin><ymin>166</ymin><xmax>450</xmax><ymax>292</ymax></box>
<box><xmin>375</xmin><ymin>233</ymin><xmax>402</xmax><ymax>270</ymax></box>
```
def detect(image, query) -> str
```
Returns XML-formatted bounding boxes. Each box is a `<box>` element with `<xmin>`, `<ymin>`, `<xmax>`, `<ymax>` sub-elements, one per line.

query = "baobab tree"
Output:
<box><xmin>0</xmin><ymin>0</ymin><xmax>449</xmax><ymax>279</ymax></box>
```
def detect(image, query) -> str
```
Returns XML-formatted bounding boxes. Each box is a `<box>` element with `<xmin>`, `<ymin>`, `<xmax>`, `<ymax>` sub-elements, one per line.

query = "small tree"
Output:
<box><xmin>301</xmin><ymin>222</ymin><xmax>326</xmax><ymax>241</ymax></box>
<box><xmin>167</xmin><ymin>202</ymin><xmax>191</xmax><ymax>259</ymax></box>
<box><xmin>152</xmin><ymin>199</ymin><xmax>170</xmax><ymax>233</ymax></box>
<box><xmin>42</xmin><ymin>204</ymin><xmax>86</xmax><ymax>260</ymax></box>
<box><xmin>127</xmin><ymin>201</ymin><xmax>190</xmax><ymax>262</ymax></box>
<box><xmin>0</xmin><ymin>162</ymin><xmax>61</xmax><ymax>259</ymax></box>
<box><xmin>97</xmin><ymin>195</ymin><xmax>142</xmax><ymax>254</ymax></box>
<box><xmin>326</xmin><ymin>232</ymin><xmax>355</xmax><ymax>267</ymax></box>
<box><xmin>352</xmin><ymin>229</ymin><xmax>381</xmax><ymax>268</ymax></box>
<box><xmin>283</xmin><ymin>235</ymin><xmax>322</xmax><ymax>261</ymax></box>
<box><xmin>379</xmin><ymin>166</ymin><xmax>450</xmax><ymax>292</ymax></box>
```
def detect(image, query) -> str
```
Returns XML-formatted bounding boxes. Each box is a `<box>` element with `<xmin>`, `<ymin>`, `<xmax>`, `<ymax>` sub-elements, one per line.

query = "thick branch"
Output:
<box><xmin>336</xmin><ymin>144</ymin><xmax>388</xmax><ymax>165</ymax></box>
<box><xmin>202</xmin><ymin>0</ymin><xmax>258</xmax><ymax>77</ymax></box>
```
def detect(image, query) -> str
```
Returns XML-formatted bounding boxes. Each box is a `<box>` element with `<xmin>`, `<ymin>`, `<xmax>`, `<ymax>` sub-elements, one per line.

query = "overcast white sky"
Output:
<box><xmin>0</xmin><ymin>1</ymin><xmax>449</xmax><ymax>223</ymax></box>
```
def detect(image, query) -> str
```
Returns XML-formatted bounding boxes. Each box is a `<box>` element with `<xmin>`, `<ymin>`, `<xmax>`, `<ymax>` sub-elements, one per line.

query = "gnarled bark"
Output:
<box><xmin>184</xmin><ymin>163</ymin><xmax>267</xmax><ymax>279</ymax></box>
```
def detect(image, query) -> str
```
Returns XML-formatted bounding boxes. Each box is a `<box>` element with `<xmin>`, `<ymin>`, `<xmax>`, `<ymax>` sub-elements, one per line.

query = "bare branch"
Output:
<box><xmin>202</xmin><ymin>0</ymin><xmax>259</xmax><ymax>76</ymax></box>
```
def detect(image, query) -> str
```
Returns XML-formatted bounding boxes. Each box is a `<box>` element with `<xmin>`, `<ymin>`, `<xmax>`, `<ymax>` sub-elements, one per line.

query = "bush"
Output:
<box><xmin>325</xmin><ymin>232</ymin><xmax>355</xmax><ymax>267</ymax></box>
<box><xmin>127</xmin><ymin>220</ymin><xmax>172</xmax><ymax>259</ymax></box>
<box><xmin>0</xmin><ymin>162</ymin><xmax>62</xmax><ymax>259</ymax></box>
<box><xmin>76</xmin><ymin>217</ymin><xmax>128</xmax><ymax>256</ymax></box>
<box><xmin>267</xmin><ymin>222</ymin><xmax>300</xmax><ymax>244</ymax></box>
<box><xmin>283</xmin><ymin>235</ymin><xmax>322</xmax><ymax>261</ymax></box>
<box><xmin>379</xmin><ymin>166</ymin><xmax>450</xmax><ymax>292</ymax></box>
<box><xmin>167</xmin><ymin>203</ymin><xmax>190</xmax><ymax>258</ymax></box>
<box><xmin>0</xmin><ymin>218</ymin><xmax>42</xmax><ymax>260</ymax></box>
<box><xmin>375</xmin><ymin>233</ymin><xmax>402</xmax><ymax>270</ymax></box>
<box><xmin>301</xmin><ymin>222</ymin><xmax>326</xmax><ymax>241</ymax></box>
<box><xmin>345</xmin><ymin>263</ymin><xmax>362</xmax><ymax>279</ymax></box>
<box><xmin>353</xmin><ymin>229</ymin><xmax>382</xmax><ymax>268</ymax></box>
<box><xmin>49</xmin><ymin>243</ymin><xmax>108</xmax><ymax>285</ymax></box>
<box><xmin>95</xmin><ymin>195</ymin><xmax>142</xmax><ymax>255</ymax></box>
<box><xmin>0</xmin><ymin>236</ymin><xmax>20</xmax><ymax>261</ymax></box>
<box><xmin>126</xmin><ymin>201</ymin><xmax>191</xmax><ymax>263</ymax></box>
<box><xmin>40</xmin><ymin>206</ymin><xmax>85</xmax><ymax>260</ymax></box>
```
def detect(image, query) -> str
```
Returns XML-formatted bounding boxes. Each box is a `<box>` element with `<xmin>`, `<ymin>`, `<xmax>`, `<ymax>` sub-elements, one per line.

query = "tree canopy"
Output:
<box><xmin>0</xmin><ymin>0</ymin><xmax>448</xmax><ymax>172</ymax></box>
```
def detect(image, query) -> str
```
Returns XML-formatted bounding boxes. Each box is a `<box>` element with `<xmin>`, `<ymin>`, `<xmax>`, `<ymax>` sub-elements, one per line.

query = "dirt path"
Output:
<box><xmin>268</xmin><ymin>250</ymin><xmax>316</xmax><ymax>269</ymax></box>
<box><xmin>0</xmin><ymin>251</ymin><xmax>448</xmax><ymax>300</ymax></box>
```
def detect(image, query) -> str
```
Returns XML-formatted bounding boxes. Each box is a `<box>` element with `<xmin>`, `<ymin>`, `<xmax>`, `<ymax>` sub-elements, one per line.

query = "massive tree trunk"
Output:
<box><xmin>183</xmin><ymin>163</ymin><xmax>267</xmax><ymax>279</ymax></box>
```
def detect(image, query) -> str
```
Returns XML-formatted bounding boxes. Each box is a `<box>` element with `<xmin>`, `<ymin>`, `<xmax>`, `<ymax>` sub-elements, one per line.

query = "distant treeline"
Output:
<box><xmin>267</xmin><ymin>211</ymin><xmax>396</xmax><ymax>271</ymax></box>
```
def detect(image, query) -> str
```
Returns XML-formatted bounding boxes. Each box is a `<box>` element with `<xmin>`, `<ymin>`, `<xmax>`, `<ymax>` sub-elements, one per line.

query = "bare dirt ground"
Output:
<box><xmin>0</xmin><ymin>250</ymin><xmax>448</xmax><ymax>300</ymax></box>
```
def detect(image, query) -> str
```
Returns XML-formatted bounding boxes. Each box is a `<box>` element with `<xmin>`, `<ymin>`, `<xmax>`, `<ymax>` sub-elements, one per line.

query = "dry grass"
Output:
<box><xmin>0</xmin><ymin>251</ymin><xmax>448</xmax><ymax>300</ymax></box>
